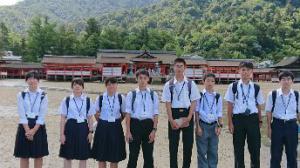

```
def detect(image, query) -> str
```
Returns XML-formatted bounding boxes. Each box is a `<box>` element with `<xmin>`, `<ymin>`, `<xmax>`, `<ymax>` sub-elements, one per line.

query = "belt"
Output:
<box><xmin>200</xmin><ymin>119</ymin><xmax>217</xmax><ymax>125</ymax></box>
<box><xmin>273</xmin><ymin>117</ymin><xmax>297</xmax><ymax>123</ymax></box>
<box><xmin>131</xmin><ymin>118</ymin><xmax>153</xmax><ymax>122</ymax></box>
<box><xmin>172</xmin><ymin>108</ymin><xmax>189</xmax><ymax>112</ymax></box>
<box><xmin>233</xmin><ymin>113</ymin><xmax>258</xmax><ymax>117</ymax></box>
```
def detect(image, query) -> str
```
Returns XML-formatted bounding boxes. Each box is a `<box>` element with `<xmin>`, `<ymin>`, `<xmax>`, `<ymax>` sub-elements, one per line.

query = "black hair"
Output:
<box><xmin>279</xmin><ymin>71</ymin><xmax>294</xmax><ymax>81</ymax></box>
<box><xmin>105</xmin><ymin>77</ymin><xmax>118</xmax><ymax>86</ymax></box>
<box><xmin>203</xmin><ymin>73</ymin><xmax>216</xmax><ymax>81</ymax></box>
<box><xmin>174</xmin><ymin>58</ymin><xmax>186</xmax><ymax>66</ymax></box>
<box><xmin>239</xmin><ymin>61</ymin><xmax>254</xmax><ymax>69</ymax></box>
<box><xmin>71</xmin><ymin>78</ymin><xmax>84</xmax><ymax>88</ymax></box>
<box><xmin>136</xmin><ymin>69</ymin><xmax>150</xmax><ymax>78</ymax></box>
<box><xmin>25</xmin><ymin>71</ymin><xmax>40</xmax><ymax>81</ymax></box>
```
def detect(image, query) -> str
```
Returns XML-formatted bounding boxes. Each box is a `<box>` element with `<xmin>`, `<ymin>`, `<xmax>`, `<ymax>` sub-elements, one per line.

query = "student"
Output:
<box><xmin>59</xmin><ymin>78</ymin><xmax>95</xmax><ymax>168</ymax></box>
<box><xmin>91</xmin><ymin>77</ymin><xmax>126</xmax><ymax>168</ymax></box>
<box><xmin>195</xmin><ymin>73</ymin><xmax>223</xmax><ymax>168</ymax></box>
<box><xmin>162</xmin><ymin>58</ymin><xmax>200</xmax><ymax>168</ymax></box>
<box><xmin>14</xmin><ymin>71</ymin><xmax>49</xmax><ymax>168</ymax></box>
<box><xmin>225</xmin><ymin>61</ymin><xmax>264</xmax><ymax>168</ymax></box>
<box><xmin>125</xmin><ymin>69</ymin><xmax>159</xmax><ymax>168</ymax></box>
<box><xmin>266</xmin><ymin>71</ymin><xmax>299</xmax><ymax>168</ymax></box>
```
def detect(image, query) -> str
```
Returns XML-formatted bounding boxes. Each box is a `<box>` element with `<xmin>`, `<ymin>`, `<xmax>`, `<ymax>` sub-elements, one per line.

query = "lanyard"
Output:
<box><xmin>107</xmin><ymin>95</ymin><xmax>115</xmax><ymax>116</ymax></box>
<box><xmin>28</xmin><ymin>92</ymin><xmax>39</xmax><ymax>113</ymax></box>
<box><xmin>175</xmin><ymin>81</ymin><xmax>185</xmax><ymax>101</ymax></box>
<box><xmin>240</xmin><ymin>84</ymin><xmax>251</xmax><ymax>106</ymax></box>
<box><xmin>141</xmin><ymin>91</ymin><xmax>147</xmax><ymax>112</ymax></box>
<box><xmin>203</xmin><ymin>93</ymin><xmax>216</xmax><ymax>114</ymax></box>
<box><xmin>281</xmin><ymin>94</ymin><xmax>292</xmax><ymax>114</ymax></box>
<box><xmin>73</xmin><ymin>97</ymin><xmax>83</xmax><ymax>116</ymax></box>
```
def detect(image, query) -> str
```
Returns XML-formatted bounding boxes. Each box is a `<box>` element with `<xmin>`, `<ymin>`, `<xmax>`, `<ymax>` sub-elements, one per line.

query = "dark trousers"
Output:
<box><xmin>169</xmin><ymin>108</ymin><xmax>194</xmax><ymax>168</ymax></box>
<box><xmin>127</xmin><ymin>118</ymin><xmax>154</xmax><ymax>168</ymax></box>
<box><xmin>270</xmin><ymin>118</ymin><xmax>298</xmax><ymax>168</ymax></box>
<box><xmin>232</xmin><ymin>113</ymin><xmax>261</xmax><ymax>168</ymax></box>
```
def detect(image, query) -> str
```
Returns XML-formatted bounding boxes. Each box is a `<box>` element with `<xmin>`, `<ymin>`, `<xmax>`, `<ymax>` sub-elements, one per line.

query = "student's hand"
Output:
<box><xmin>170</xmin><ymin>120</ymin><xmax>180</xmax><ymax>130</ymax></box>
<box><xmin>60</xmin><ymin>134</ymin><xmax>66</xmax><ymax>145</ymax></box>
<box><xmin>148</xmin><ymin>131</ymin><xmax>156</xmax><ymax>143</ymax></box>
<box><xmin>181</xmin><ymin>117</ymin><xmax>190</xmax><ymax>128</ymax></box>
<box><xmin>267</xmin><ymin>127</ymin><xmax>271</xmax><ymax>139</ymax></box>
<box><xmin>25</xmin><ymin>133</ymin><xmax>34</xmax><ymax>141</ymax></box>
<box><xmin>87</xmin><ymin>133</ymin><xmax>93</xmax><ymax>143</ymax></box>
<box><xmin>215</xmin><ymin>127</ymin><xmax>221</xmax><ymax>136</ymax></box>
<box><xmin>125</xmin><ymin>131</ymin><xmax>133</xmax><ymax>143</ymax></box>
<box><xmin>196</xmin><ymin>126</ymin><xmax>202</xmax><ymax>137</ymax></box>
<box><xmin>259</xmin><ymin>121</ymin><xmax>263</xmax><ymax>128</ymax></box>
<box><xmin>26</xmin><ymin>129</ymin><xmax>36</xmax><ymax>141</ymax></box>
<box><xmin>228</xmin><ymin>122</ymin><xmax>234</xmax><ymax>134</ymax></box>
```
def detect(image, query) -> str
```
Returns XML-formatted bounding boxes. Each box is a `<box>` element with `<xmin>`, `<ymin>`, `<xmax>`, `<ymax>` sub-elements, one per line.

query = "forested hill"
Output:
<box><xmin>0</xmin><ymin>0</ymin><xmax>160</xmax><ymax>32</ymax></box>
<box><xmin>97</xmin><ymin>0</ymin><xmax>300</xmax><ymax>60</ymax></box>
<box><xmin>1</xmin><ymin>0</ymin><xmax>300</xmax><ymax>62</ymax></box>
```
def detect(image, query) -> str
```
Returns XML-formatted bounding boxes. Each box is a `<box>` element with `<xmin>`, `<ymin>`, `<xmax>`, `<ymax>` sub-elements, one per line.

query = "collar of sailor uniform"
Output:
<box><xmin>70</xmin><ymin>93</ymin><xmax>85</xmax><ymax>100</ymax></box>
<box><xmin>25</xmin><ymin>87</ymin><xmax>42</xmax><ymax>93</ymax></box>
<box><xmin>173</xmin><ymin>76</ymin><xmax>188</xmax><ymax>84</ymax></box>
<box><xmin>202</xmin><ymin>89</ymin><xmax>216</xmax><ymax>96</ymax></box>
<box><xmin>278</xmin><ymin>88</ymin><xmax>294</xmax><ymax>96</ymax></box>
<box><xmin>136</xmin><ymin>87</ymin><xmax>150</xmax><ymax>93</ymax></box>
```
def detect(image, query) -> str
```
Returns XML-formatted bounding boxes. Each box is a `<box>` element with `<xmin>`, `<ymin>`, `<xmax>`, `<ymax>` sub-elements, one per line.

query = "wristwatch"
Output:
<box><xmin>152</xmin><ymin>128</ymin><xmax>157</xmax><ymax>132</ymax></box>
<box><xmin>89</xmin><ymin>130</ymin><xmax>94</xmax><ymax>134</ymax></box>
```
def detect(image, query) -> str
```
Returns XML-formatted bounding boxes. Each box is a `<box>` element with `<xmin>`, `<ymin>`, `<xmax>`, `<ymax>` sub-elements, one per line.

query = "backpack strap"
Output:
<box><xmin>232</xmin><ymin>81</ymin><xmax>238</xmax><ymax>100</ymax></box>
<box><xmin>21</xmin><ymin>91</ymin><xmax>26</xmax><ymax>99</ymax></box>
<box><xmin>169</xmin><ymin>79</ymin><xmax>175</xmax><ymax>102</ymax></box>
<box><xmin>253</xmin><ymin>83</ymin><xmax>260</xmax><ymax>105</ymax></box>
<box><xmin>271</xmin><ymin>90</ymin><xmax>277</xmax><ymax>113</ymax></box>
<box><xmin>86</xmin><ymin>97</ymin><xmax>90</xmax><ymax>115</ymax></box>
<box><xmin>150</xmin><ymin>89</ymin><xmax>154</xmax><ymax>102</ymax></box>
<box><xmin>65</xmin><ymin>96</ymin><xmax>70</xmax><ymax>116</ymax></box>
<box><xmin>98</xmin><ymin>95</ymin><xmax>104</xmax><ymax>112</ymax></box>
<box><xmin>187</xmin><ymin>79</ymin><xmax>192</xmax><ymax>100</ymax></box>
<box><xmin>131</xmin><ymin>90</ymin><xmax>136</xmax><ymax>113</ymax></box>
<box><xmin>215</xmin><ymin>93</ymin><xmax>220</xmax><ymax>105</ymax></box>
<box><xmin>294</xmin><ymin>90</ymin><xmax>299</xmax><ymax>114</ymax></box>
<box><xmin>118</xmin><ymin>94</ymin><xmax>124</xmax><ymax>117</ymax></box>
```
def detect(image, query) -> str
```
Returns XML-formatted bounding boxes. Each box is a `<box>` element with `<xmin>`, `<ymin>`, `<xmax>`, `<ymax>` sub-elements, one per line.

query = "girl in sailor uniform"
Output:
<box><xmin>14</xmin><ymin>71</ymin><xmax>49</xmax><ymax>168</ymax></box>
<box><xmin>91</xmin><ymin>77</ymin><xmax>126</xmax><ymax>168</ymax></box>
<box><xmin>59</xmin><ymin>78</ymin><xmax>95</xmax><ymax>168</ymax></box>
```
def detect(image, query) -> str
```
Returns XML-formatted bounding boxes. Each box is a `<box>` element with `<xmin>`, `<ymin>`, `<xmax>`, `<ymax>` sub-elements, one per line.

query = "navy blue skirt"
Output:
<box><xmin>59</xmin><ymin>119</ymin><xmax>91</xmax><ymax>160</ymax></box>
<box><xmin>14</xmin><ymin>118</ymin><xmax>49</xmax><ymax>158</ymax></box>
<box><xmin>91</xmin><ymin>119</ymin><xmax>126</xmax><ymax>162</ymax></box>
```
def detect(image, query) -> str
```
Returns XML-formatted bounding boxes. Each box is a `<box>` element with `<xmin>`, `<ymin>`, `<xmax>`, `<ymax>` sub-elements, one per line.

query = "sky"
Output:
<box><xmin>0</xmin><ymin>0</ymin><xmax>23</xmax><ymax>6</ymax></box>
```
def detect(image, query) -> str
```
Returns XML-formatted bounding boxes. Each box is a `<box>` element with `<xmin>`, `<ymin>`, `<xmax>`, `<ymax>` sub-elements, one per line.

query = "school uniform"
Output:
<box><xmin>225</xmin><ymin>79</ymin><xmax>264</xmax><ymax>168</ymax></box>
<box><xmin>59</xmin><ymin>94</ymin><xmax>95</xmax><ymax>160</ymax></box>
<box><xmin>196</xmin><ymin>89</ymin><xmax>222</xmax><ymax>168</ymax></box>
<box><xmin>162</xmin><ymin>76</ymin><xmax>200</xmax><ymax>168</ymax></box>
<box><xmin>265</xmin><ymin>88</ymin><xmax>299</xmax><ymax>168</ymax></box>
<box><xmin>91</xmin><ymin>92</ymin><xmax>126</xmax><ymax>162</ymax></box>
<box><xmin>14</xmin><ymin>88</ymin><xmax>49</xmax><ymax>158</ymax></box>
<box><xmin>125</xmin><ymin>88</ymin><xmax>159</xmax><ymax>168</ymax></box>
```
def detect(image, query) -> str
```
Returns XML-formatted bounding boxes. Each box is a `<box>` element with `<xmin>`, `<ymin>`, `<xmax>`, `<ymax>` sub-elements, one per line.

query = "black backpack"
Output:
<box><xmin>199</xmin><ymin>92</ymin><xmax>221</xmax><ymax>107</ymax></box>
<box><xmin>232</xmin><ymin>81</ymin><xmax>260</xmax><ymax>104</ymax></box>
<box><xmin>271</xmin><ymin>90</ymin><xmax>299</xmax><ymax>113</ymax></box>
<box><xmin>65</xmin><ymin>96</ymin><xmax>90</xmax><ymax>116</ymax></box>
<box><xmin>168</xmin><ymin>78</ymin><xmax>192</xmax><ymax>102</ymax></box>
<box><xmin>98</xmin><ymin>94</ymin><xmax>123</xmax><ymax>114</ymax></box>
<box><xmin>21</xmin><ymin>91</ymin><xmax>46</xmax><ymax>102</ymax></box>
<box><xmin>131</xmin><ymin>89</ymin><xmax>154</xmax><ymax>113</ymax></box>
<box><xmin>21</xmin><ymin>91</ymin><xmax>46</xmax><ymax>118</ymax></box>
